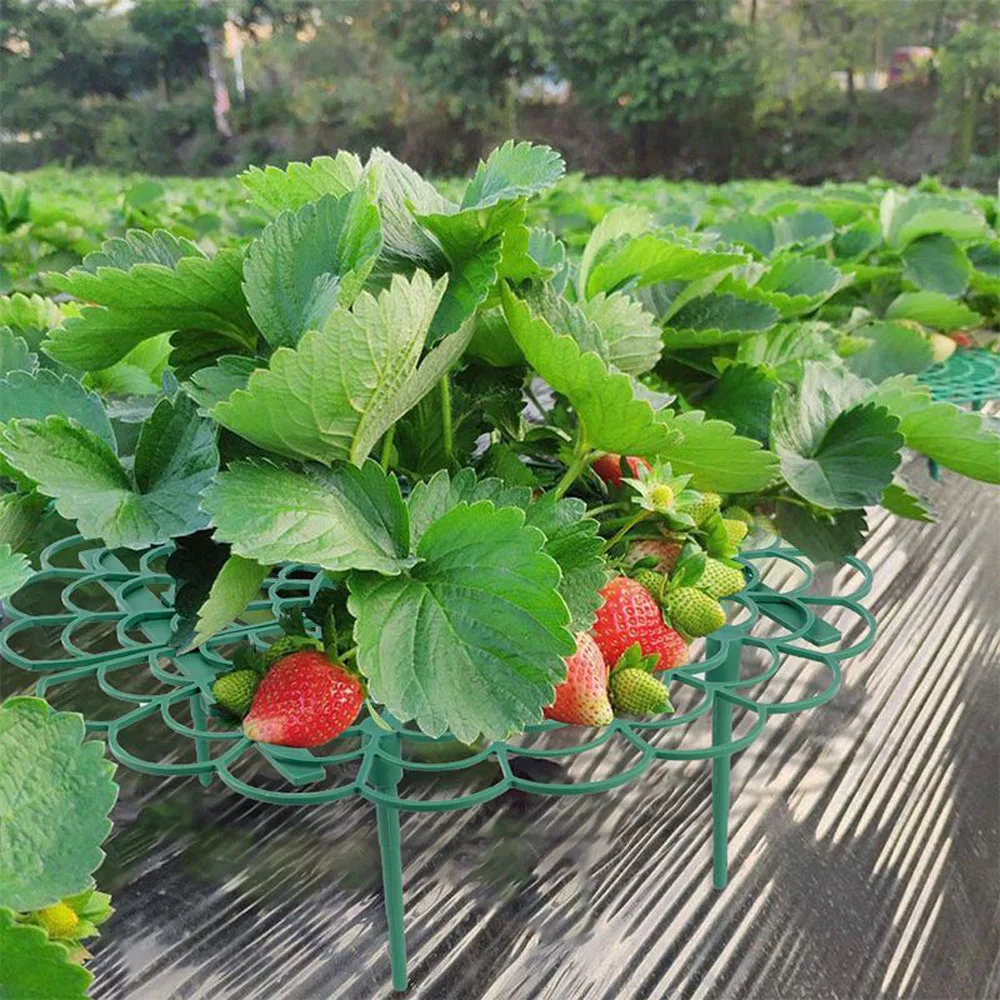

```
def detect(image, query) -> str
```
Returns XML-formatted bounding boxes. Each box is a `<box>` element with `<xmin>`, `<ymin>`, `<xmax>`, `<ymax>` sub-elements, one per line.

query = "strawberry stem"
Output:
<box><xmin>553</xmin><ymin>437</ymin><xmax>591</xmax><ymax>499</ymax></box>
<box><xmin>440</xmin><ymin>377</ymin><xmax>453</xmax><ymax>461</ymax></box>
<box><xmin>603</xmin><ymin>510</ymin><xmax>653</xmax><ymax>553</ymax></box>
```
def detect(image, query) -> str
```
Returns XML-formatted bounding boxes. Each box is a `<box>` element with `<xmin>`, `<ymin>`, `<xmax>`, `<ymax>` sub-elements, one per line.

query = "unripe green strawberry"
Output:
<box><xmin>36</xmin><ymin>901</ymin><xmax>79</xmax><ymax>939</ymax></box>
<box><xmin>722</xmin><ymin>517</ymin><xmax>749</xmax><ymax>549</ymax></box>
<box><xmin>262</xmin><ymin>634</ymin><xmax>322</xmax><ymax>669</ymax></box>
<box><xmin>699</xmin><ymin>558</ymin><xmax>745</xmax><ymax>599</ymax></box>
<box><xmin>609</xmin><ymin>668</ymin><xmax>672</xmax><ymax>716</ymax></box>
<box><xmin>633</xmin><ymin>569</ymin><xmax>667</xmax><ymax>605</ymax></box>
<box><xmin>212</xmin><ymin>669</ymin><xmax>261</xmax><ymax>717</ymax></box>
<box><xmin>665</xmin><ymin>587</ymin><xmax>726</xmax><ymax>637</ymax></box>
<box><xmin>679</xmin><ymin>491</ymin><xmax>721</xmax><ymax>525</ymax></box>
<box><xmin>723</xmin><ymin>505</ymin><xmax>754</xmax><ymax>525</ymax></box>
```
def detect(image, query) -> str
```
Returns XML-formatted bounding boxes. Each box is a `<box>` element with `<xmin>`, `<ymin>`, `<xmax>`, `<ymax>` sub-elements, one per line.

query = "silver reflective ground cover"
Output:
<box><xmin>2</xmin><ymin>454</ymin><xmax>997</xmax><ymax>1000</ymax></box>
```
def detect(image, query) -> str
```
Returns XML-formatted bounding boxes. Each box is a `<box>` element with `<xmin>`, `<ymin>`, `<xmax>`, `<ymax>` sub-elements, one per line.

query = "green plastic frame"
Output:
<box><xmin>1</xmin><ymin>536</ymin><xmax>876</xmax><ymax>991</ymax></box>
<box><xmin>919</xmin><ymin>348</ymin><xmax>999</xmax><ymax>481</ymax></box>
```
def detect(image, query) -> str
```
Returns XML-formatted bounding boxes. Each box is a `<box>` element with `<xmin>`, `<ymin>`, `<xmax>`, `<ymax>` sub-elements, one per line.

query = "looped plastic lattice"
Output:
<box><xmin>2</xmin><ymin>535</ymin><xmax>876</xmax><ymax>812</ymax></box>
<box><xmin>919</xmin><ymin>348</ymin><xmax>1000</xmax><ymax>406</ymax></box>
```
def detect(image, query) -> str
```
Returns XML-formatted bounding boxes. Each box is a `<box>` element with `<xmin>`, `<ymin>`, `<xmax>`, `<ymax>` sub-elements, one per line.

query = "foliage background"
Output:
<box><xmin>0</xmin><ymin>0</ymin><xmax>998</xmax><ymax>185</ymax></box>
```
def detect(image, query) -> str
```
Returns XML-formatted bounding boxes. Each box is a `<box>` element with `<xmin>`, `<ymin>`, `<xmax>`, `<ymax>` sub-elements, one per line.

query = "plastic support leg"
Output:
<box><xmin>371</xmin><ymin>736</ymin><xmax>407</xmax><ymax>992</ymax></box>
<box><xmin>189</xmin><ymin>694</ymin><xmax>213</xmax><ymax>787</ymax></box>
<box><xmin>708</xmin><ymin>639</ymin><xmax>742</xmax><ymax>889</ymax></box>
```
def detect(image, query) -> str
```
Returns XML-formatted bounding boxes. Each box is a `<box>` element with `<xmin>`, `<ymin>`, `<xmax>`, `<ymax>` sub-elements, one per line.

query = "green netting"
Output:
<box><xmin>919</xmin><ymin>348</ymin><xmax>1000</xmax><ymax>406</ymax></box>
<box><xmin>1</xmin><ymin>535</ymin><xmax>876</xmax><ymax>813</ymax></box>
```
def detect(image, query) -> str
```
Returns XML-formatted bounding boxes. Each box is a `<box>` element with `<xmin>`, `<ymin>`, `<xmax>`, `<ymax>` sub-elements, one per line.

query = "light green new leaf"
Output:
<box><xmin>664</xmin><ymin>292</ymin><xmax>779</xmax><ymax>349</ymax></box>
<box><xmin>714</xmin><ymin>214</ymin><xmax>775</xmax><ymax>257</ymax></box>
<box><xmin>73</xmin><ymin>229</ymin><xmax>202</xmax><ymax>273</ymax></box>
<box><xmin>501</xmin><ymin>284</ymin><xmax>681</xmax><ymax>458</ymax></box>
<box><xmin>349</xmin><ymin>501</ymin><xmax>575</xmax><ymax>742</ymax></box>
<box><xmin>215</xmin><ymin>271</ymin><xmax>471</xmax><ymax>465</ymax></box>
<box><xmin>881</xmin><ymin>480</ymin><xmax>933</xmax><ymax>522</ymax></box>
<box><xmin>0</xmin><ymin>292</ymin><xmax>63</xmax><ymax>332</ymax></box>
<box><xmin>585</xmin><ymin>234</ymin><xmax>747</xmax><ymax>300</ymax></box>
<box><xmin>46</xmin><ymin>246</ymin><xmax>257</xmax><ymax>370</ymax></box>
<box><xmin>0</xmin><ymin>909</ymin><xmax>92</xmax><ymax>1000</ymax></box>
<box><xmin>0</xmin><ymin>395</ymin><xmax>217</xmax><ymax>548</ymax></box>
<box><xmin>190</xmin><ymin>554</ymin><xmax>270</xmax><ymax>650</ymax></box>
<box><xmin>203</xmin><ymin>459</ymin><xmax>413</xmax><ymax>574</ymax></box>
<box><xmin>239</xmin><ymin>151</ymin><xmax>363</xmax><ymax>213</ymax></box>
<box><xmin>885</xmin><ymin>291</ymin><xmax>980</xmax><ymax>331</ymax></box>
<box><xmin>0</xmin><ymin>543</ymin><xmax>31</xmax><ymax>600</ymax></box>
<box><xmin>882</xmin><ymin>191</ymin><xmax>987</xmax><ymax>248</ymax></box>
<box><xmin>578</xmin><ymin>290</ymin><xmax>662</xmax><ymax>376</ymax></box>
<box><xmin>578</xmin><ymin>205</ymin><xmax>654</xmax><ymax>298</ymax></box>
<box><xmin>242</xmin><ymin>187</ymin><xmax>382</xmax><ymax>349</ymax></box>
<box><xmin>0</xmin><ymin>697</ymin><xmax>117</xmax><ymax>912</ymax></box>
<box><xmin>462</xmin><ymin>140</ymin><xmax>565</xmax><ymax>210</ymax></box>
<box><xmin>365</xmin><ymin>147</ymin><xmax>453</xmax><ymax>273</ymax></box>
<box><xmin>0</xmin><ymin>327</ymin><xmax>36</xmax><ymax>375</ymax></box>
<box><xmin>0</xmin><ymin>492</ymin><xmax>48</xmax><ymax>551</ymax></box>
<box><xmin>872</xmin><ymin>376</ymin><xmax>1000</xmax><ymax>483</ymax></box>
<box><xmin>772</xmin><ymin>210</ymin><xmax>835</xmax><ymax>250</ymax></box>
<box><xmin>657</xmin><ymin>409</ymin><xmax>780</xmax><ymax>492</ymax></box>
<box><xmin>901</xmin><ymin>234</ymin><xmax>971</xmax><ymax>297</ymax></box>
<box><xmin>0</xmin><ymin>369</ymin><xmax>116</xmax><ymax>449</ymax></box>
<box><xmin>735</xmin><ymin>322</ymin><xmax>840</xmax><ymax>382</ymax></box>
<box><xmin>846</xmin><ymin>321</ymin><xmax>935</xmax><ymax>383</ymax></box>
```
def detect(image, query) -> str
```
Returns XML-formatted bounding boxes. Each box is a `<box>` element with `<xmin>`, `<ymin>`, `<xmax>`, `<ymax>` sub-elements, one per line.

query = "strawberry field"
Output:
<box><xmin>1</xmin><ymin>147</ymin><xmax>998</xmax><ymax>998</ymax></box>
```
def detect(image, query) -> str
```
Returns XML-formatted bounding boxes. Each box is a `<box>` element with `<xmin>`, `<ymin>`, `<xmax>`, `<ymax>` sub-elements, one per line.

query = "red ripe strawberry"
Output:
<box><xmin>592</xmin><ymin>577</ymin><xmax>688</xmax><ymax>672</ymax></box>
<box><xmin>951</xmin><ymin>332</ymin><xmax>973</xmax><ymax>348</ymax></box>
<box><xmin>591</xmin><ymin>453</ymin><xmax>651</xmax><ymax>488</ymax></box>
<box><xmin>626</xmin><ymin>537</ymin><xmax>683</xmax><ymax>574</ymax></box>
<box><xmin>544</xmin><ymin>632</ymin><xmax>612</xmax><ymax>726</ymax></box>
<box><xmin>242</xmin><ymin>651</ymin><xmax>364</xmax><ymax>747</ymax></box>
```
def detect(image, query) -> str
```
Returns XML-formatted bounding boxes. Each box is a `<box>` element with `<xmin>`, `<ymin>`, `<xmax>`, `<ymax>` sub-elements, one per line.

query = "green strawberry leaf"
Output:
<box><xmin>0</xmin><ymin>292</ymin><xmax>63</xmax><ymax>332</ymax></box>
<box><xmin>754</xmin><ymin>256</ymin><xmax>853</xmax><ymax>317</ymax></box>
<box><xmin>0</xmin><ymin>394</ymin><xmax>217</xmax><ymax>548</ymax></box>
<box><xmin>773</xmin><ymin>210</ymin><xmax>835</xmax><ymax>249</ymax></box>
<box><xmin>500</xmin><ymin>283</ymin><xmax>681</xmax><ymax>458</ymax></box>
<box><xmin>881</xmin><ymin>191</ymin><xmax>987</xmax><ymax>249</ymax></box>
<box><xmin>184</xmin><ymin>355</ymin><xmax>258</xmax><ymax>410</ymax></box>
<box><xmin>0</xmin><ymin>327</ymin><xmax>36</xmax><ymax>375</ymax></box>
<box><xmin>46</xmin><ymin>243</ymin><xmax>257</xmax><ymax>370</ymax></box>
<box><xmin>0</xmin><ymin>492</ymin><xmax>48</xmax><ymax>551</ymax></box>
<box><xmin>901</xmin><ymin>234</ymin><xmax>971</xmax><ymax>297</ymax></box>
<box><xmin>0</xmin><ymin>909</ymin><xmax>92</xmax><ymax>1000</ymax></box>
<box><xmin>734</xmin><ymin>322</ymin><xmax>841</xmax><ymax>382</ymax></box>
<box><xmin>242</xmin><ymin>186</ymin><xmax>382</xmax><ymax>349</ymax></box>
<box><xmin>656</xmin><ymin>409</ymin><xmax>780</xmax><ymax>493</ymax></box>
<box><xmin>578</xmin><ymin>290</ymin><xmax>662</xmax><ymax>376</ymax></box>
<box><xmin>578</xmin><ymin>205</ymin><xmax>654</xmax><ymax>298</ymax></box>
<box><xmin>846</xmin><ymin>321</ymin><xmax>935</xmax><ymax>383</ymax></box>
<box><xmin>701</xmin><ymin>362</ymin><xmax>777</xmax><ymax>444</ymax></box>
<box><xmin>871</xmin><ymin>376</ymin><xmax>1000</xmax><ymax>483</ymax></box>
<box><xmin>426</xmin><ymin>236</ymin><xmax>502</xmax><ymax>343</ymax></box>
<box><xmin>585</xmin><ymin>234</ymin><xmax>747</xmax><ymax>300</ymax></box>
<box><xmin>349</xmin><ymin>501</ymin><xmax>574</xmax><ymax>742</ymax></box>
<box><xmin>0</xmin><ymin>542</ymin><xmax>31</xmax><ymax>600</ymax></box>
<box><xmin>772</xmin><ymin>364</ymin><xmax>902</xmax><ymax>509</ymax></box>
<box><xmin>714</xmin><ymin>214</ymin><xmax>775</xmax><ymax>257</ymax></box>
<box><xmin>461</xmin><ymin>140</ymin><xmax>565</xmax><ymax>210</ymax></box>
<box><xmin>406</xmin><ymin>469</ymin><xmax>605</xmax><ymax>632</ymax></box>
<box><xmin>365</xmin><ymin>148</ymin><xmax>453</xmax><ymax>274</ymax></box>
<box><xmin>239</xmin><ymin>152</ymin><xmax>363</xmax><ymax>213</ymax></box>
<box><xmin>203</xmin><ymin>458</ymin><xmax>413</xmax><ymax>574</ymax></box>
<box><xmin>833</xmin><ymin>218</ymin><xmax>882</xmax><ymax>260</ymax></box>
<box><xmin>214</xmin><ymin>271</ymin><xmax>472</xmax><ymax>465</ymax></box>
<box><xmin>885</xmin><ymin>291</ymin><xmax>980</xmax><ymax>331</ymax></box>
<box><xmin>190</xmin><ymin>554</ymin><xmax>271</xmax><ymax>650</ymax></box>
<box><xmin>664</xmin><ymin>291</ymin><xmax>779</xmax><ymax>349</ymax></box>
<box><xmin>881</xmin><ymin>480</ymin><xmax>934</xmax><ymax>522</ymax></box>
<box><xmin>0</xmin><ymin>697</ymin><xmax>117</xmax><ymax>912</ymax></box>
<box><xmin>774</xmin><ymin>503</ymin><xmax>868</xmax><ymax>564</ymax></box>
<box><xmin>0</xmin><ymin>369</ymin><xmax>116</xmax><ymax>449</ymax></box>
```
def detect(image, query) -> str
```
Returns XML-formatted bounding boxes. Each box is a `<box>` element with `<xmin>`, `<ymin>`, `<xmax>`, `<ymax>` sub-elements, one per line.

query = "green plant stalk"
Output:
<box><xmin>440</xmin><ymin>376</ymin><xmax>453</xmax><ymax>461</ymax></box>
<box><xmin>602</xmin><ymin>510</ymin><xmax>654</xmax><ymax>552</ymax></box>
<box><xmin>380</xmin><ymin>426</ymin><xmax>395</xmax><ymax>472</ymax></box>
<box><xmin>553</xmin><ymin>434</ymin><xmax>592</xmax><ymax>499</ymax></box>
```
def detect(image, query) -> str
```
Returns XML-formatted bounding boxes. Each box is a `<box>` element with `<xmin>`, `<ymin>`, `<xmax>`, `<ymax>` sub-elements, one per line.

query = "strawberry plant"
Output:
<box><xmin>0</xmin><ymin>143</ymin><xmax>998</xmax><ymax>747</ymax></box>
<box><xmin>0</xmin><ymin>697</ymin><xmax>118</xmax><ymax>1000</ymax></box>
